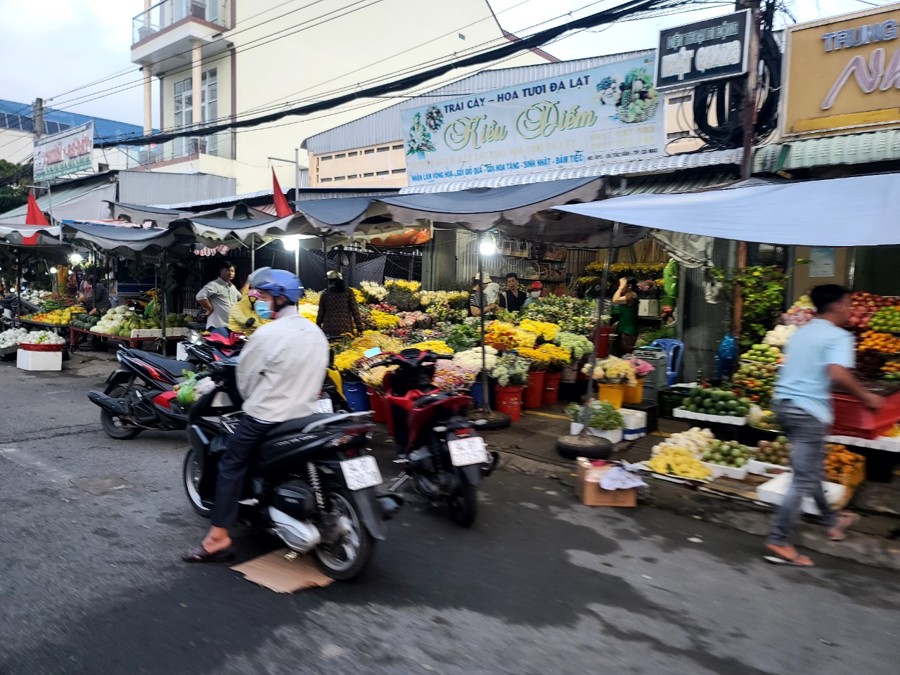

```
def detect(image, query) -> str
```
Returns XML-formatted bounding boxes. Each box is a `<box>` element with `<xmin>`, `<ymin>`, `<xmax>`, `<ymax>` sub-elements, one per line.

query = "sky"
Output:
<box><xmin>0</xmin><ymin>0</ymin><xmax>892</xmax><ymax>129</ymax></box>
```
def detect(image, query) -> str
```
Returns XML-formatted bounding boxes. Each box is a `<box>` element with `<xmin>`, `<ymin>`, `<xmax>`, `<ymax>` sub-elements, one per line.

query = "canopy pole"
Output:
<box><xmin>477</xmin><ymin>232</ymin><xmax>491</xmax><ymax>414</ymax></box>
<box><xmin>581</xmin><ymin>221</ymin><xmax>619</xmax><ymax>431</ymax></box>
<box><xmin>159</xmin><ymin>250</ymin><xmax>167</xmax><ymax>352</ymax></box>
<box><xmin>251</xmin><ymin>235</ymin><xmax>256</xmax><ymax>270</ymax></box>
<box><xmin>294</xmin><ymin>244</ymin><xmax>300</xmax><ymax>276</ymax></box>
<box><xmin>322</xmin><ymin>234</ymin><xmax>328</xmax><ymax>280</ymax></box>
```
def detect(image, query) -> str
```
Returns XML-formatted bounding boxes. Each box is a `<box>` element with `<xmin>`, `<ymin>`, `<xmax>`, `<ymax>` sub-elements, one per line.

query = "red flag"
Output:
<box><xmin>272</xmin><ymin>169</ymin><xmax>293</xmax><ymax>218</ymax></box>
<box><xmin>22</xmin><ymin>191</ymin><xmax>49</xmax><ymax>245</ymax></box>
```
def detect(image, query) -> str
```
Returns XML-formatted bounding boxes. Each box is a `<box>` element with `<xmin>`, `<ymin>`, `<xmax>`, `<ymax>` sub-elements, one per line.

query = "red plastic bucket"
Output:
<box><xmin>594</xmin><ymin>326</ymin><xmax>614</xmax><ymax>358</ymax></box>
<box><xmin>495</xmin><ymin>385</ymin><xmax>523</xmax><ymax>422</ymax></box>
<box><xmin>543</xmin><ymin>371</ymin><xmax>562</xmax><ymax>405</ymax></box>
<box><xmin>367</xmin><ymin>387</ymin><xmax>387</xmax><ymax>423</ymax></box>
<box><xmin>524</xmin><ymin>371</ymin><xmax>546</xmax><ymax>409</ymax></box>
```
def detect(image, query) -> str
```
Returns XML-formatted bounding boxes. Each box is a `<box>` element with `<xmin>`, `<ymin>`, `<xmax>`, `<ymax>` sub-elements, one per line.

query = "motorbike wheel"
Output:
<box><xmin>313</xmin><ymin>489</ymin><xmax>374</xmax><ymax>581</ymax></box>
<box><xmin>100</xmin><ymin>385</ymin><xmax>142</xmax><ymax>440</ymax></box>
<box><xmin>183</xmin><ymin>448</ymin><xmax>211</xmax><ymax>518</ymax></box>
<box><xmin>448</xmin><ymin>474</ymin><xmax>478</xmax><ymax>528</ymax></box>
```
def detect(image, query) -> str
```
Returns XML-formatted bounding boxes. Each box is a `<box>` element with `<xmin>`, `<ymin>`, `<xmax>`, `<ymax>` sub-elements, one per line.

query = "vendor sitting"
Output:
<box><xmin>522</xmin><ymin>281</ymin><xmax>543</xmax><ymax>309</ymax></box>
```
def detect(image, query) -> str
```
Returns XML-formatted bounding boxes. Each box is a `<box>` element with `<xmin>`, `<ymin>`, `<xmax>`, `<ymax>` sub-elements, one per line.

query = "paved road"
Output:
<box><xmin>1</xmin><ymin>357</ymin><xmax>899</xmax><ymax>674</ymax></box>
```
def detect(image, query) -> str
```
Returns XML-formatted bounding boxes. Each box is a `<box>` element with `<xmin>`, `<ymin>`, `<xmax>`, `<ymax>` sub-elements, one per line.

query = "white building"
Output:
<box><xmin>129</xmin><ymin>0</ymin><xmax>553</xmax><ymax>193</ymax></box>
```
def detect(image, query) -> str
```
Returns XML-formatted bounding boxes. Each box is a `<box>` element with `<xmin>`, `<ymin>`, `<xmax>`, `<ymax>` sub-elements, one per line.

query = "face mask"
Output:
<box><xmin>530</xmin><ymin>291</ymin><xmax>540</xmax><ymax>298</ymax></box>
<box><xmin>254</xmin><ymin>299</ymin><xmax>273</xmax><ymax>320</ymax></box>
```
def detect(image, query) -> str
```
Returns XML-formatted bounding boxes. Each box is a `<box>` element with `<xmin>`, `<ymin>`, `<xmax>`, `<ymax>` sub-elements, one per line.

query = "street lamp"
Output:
<box><xmin>478</xmin><ymin>236</ymin><xmax>497</xmax><ymax>256</ymax></box>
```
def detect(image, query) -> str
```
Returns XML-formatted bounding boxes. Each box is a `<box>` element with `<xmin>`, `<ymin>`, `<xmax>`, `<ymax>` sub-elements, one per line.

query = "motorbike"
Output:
<box><xmin>377</xmin><ymin>348</ymin><xmax>498</xmax><ymax>527</ymax></box>
<box><xmin>183</xmin><ymin>358</ymin><xmax>401</xmax><ymax>580</ymax></box>
<box><xmin>89</xmin><ymin>329</ymin><xmax>342</xmax><ymax>439</ymax></box>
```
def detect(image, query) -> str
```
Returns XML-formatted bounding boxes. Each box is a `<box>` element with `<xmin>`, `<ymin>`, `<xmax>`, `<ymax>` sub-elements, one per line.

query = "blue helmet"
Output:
<box><xmin>252</xmin><ymin>268</ymin><xmax>304</xmax><ymax>303</ymax></box>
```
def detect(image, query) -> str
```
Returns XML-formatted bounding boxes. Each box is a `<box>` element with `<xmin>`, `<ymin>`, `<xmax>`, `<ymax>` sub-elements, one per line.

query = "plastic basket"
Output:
<box><xmin>657</xmin><ymin>385</ymin><xmax>694</xmax><ymax>419</ymax></box>
<box><xmin>831</xmin><ymin>390</ymin><xmax>900</xmax><ymax>439</ymax></box>
<box><xmin>19</xmin><ymin>342</ymin><xmax>65</xmax><ymax>352</ymax></box>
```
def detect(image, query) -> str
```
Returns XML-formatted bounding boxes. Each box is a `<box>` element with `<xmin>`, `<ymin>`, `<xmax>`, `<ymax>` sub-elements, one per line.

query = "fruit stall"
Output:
<box><xmin>68</xmin><ymin>304</ymin><xmax>193</xmax><ymax>352</ymax></box>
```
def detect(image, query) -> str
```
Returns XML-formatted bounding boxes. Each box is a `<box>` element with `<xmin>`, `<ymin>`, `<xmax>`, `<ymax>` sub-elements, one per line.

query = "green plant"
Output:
<box><xmin>711</xmin><ymin>265</ymin><xmax>788</xmax><ymax>348</ymax></box>
<box><xmin>565</xmin><ymin>401</ymin><xmax>623</xmax><ymax>430</ymax></box>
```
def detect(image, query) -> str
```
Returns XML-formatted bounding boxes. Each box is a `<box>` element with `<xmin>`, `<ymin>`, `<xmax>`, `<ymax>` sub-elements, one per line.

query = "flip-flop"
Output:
<box><xmin>763</xmin><ymin>553</ymin><xmax>815</xmax><ymax>567</ymax></box>
<box><xmin>182</xmin><ymin>546</ymin><xmax>235</xmax><ymax>564</ymax></box>
<box><xmin>828</xmin><ymin>512</ymin><xmax>860</xmax><ymax>542</ymax></box>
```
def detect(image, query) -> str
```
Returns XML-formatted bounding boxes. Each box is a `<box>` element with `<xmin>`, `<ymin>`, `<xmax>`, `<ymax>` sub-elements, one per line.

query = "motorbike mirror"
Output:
<box><xmin>187</xmin><ymin>329</ymin><xmax>203</xmax><ymax>345</ymax></box>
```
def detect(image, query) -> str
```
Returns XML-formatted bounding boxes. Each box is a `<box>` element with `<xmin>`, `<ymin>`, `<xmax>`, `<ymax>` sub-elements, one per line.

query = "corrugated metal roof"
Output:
<box><xmin>399</xmin><ymin>149</ymin><xmax>743</xmax><ymax>193</ymax></box>
<box><xmin>118</xmin><ymin>171</ymin><xmax>236</xmax><ymax>206</ymax></box>
<box><xmin>155</xmin><ymin>187</ymin><xmax>401</xmax><ymax>210</ymax></box>
<box><xmin>612</xmin><ymin>171</ymin><xmax>739</xmax><ymax>196</ymax></box>
<box><xmin>753</xmin><ymin>129</ymin><xmax>900</xmax><ymax>173</ymax></box>
<box><xmin>302</xmin><ymin>51</ymin><xmax>653</xmax><ymax>154</ymax></box>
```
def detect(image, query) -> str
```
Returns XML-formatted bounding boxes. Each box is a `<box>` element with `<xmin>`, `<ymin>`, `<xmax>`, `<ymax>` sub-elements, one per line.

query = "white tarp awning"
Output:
<box><xmin>555</xmin><ymin>173</ymin><xmax>900</xmax><ymax>247</ymax></box>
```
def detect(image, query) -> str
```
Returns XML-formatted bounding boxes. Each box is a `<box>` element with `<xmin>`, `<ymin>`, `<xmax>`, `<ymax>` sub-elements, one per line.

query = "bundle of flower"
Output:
<box><xmin>369</xmin><ymin>309</ymin><xmax>401</xmax><ymax>330</ymax></box>
<box><xmin>512</xmin><ymin>328</ymin><xmax>539</xmax><ymax>349</ymax></box>
<box><xmin>370</xmin><ymin>302</ymin><xmax>399</xmax><ymax>314</ymax></box>
<box><xmin>625</xmin><ymin>357</ymin><xmax>655</xmax><ymax>378</ymax></box>
<box><xmin>518</xmin><ymin>318</ymin><xmax>560</xmax><ymax>342</ymax></box>
<box><xmin>359</xmin><ymin>281</ymin><xmax>388</xmax><ymax>303</ymax></box>
<box><xmin>397</xmin><ymin>311</ymin><xmax>431</xmax><ymax>329</ymax></box>
<box><xmin>565</xmin><ymin>401</ymin><xmax>623</xmax><ymax>430</ymax></box>
<box><xmin>523</xmin><ymin>296</ymin><xmax>596</xmax><ymax>335</ymax></box>
<box><xmin>420</xmin><ymin>290</ymin><xmax>469</xmax><ymax>309</ymax></box>
<box><xmin>443</xmin><ymin>322</ymin><xmax>479</xmax><ymax>352</ymax></box>
<box><xmin>490</xmin><ymin>353</ymin><xmax>531</xmax><ymax>387</ymax></box>
<box><xmin>301</xmin><ymin>290</ymin><xmax>321</xmax><ymax>305</ymax></box>
<box><xmin>537</xmin><ymin>343</ymin><xmax>572</xmax><ymax>370</ymax></box>
<box><xmin>582</xmin><ymin>356</ymin><xmax>637</xmax><ymax>386</ymax></box>
<box><xmin>554</xmin><ymin>331</ymin><xmax>593</xmax><ymax>360</ymax></box>
<box><xmin>359</xmin><ymin>364</ymin><xmax>397</xmax><ymax>393</ymax></box>
<box><xmin>385</xmin><ymin>279</ymin><xmax>422</xmax><ymax>312</ymax></box>
<box><xmin>433</xmin><ymin>361</ymin><xmax>477</xmax><ymax>393</ymax></box>
<box><xmin>516</xmin><ymin>347</ymin><xmax>552</xmax><ymax>371</ymax></box>
<box><xmin>453</xmin><ymin>345</ymin><xmax>498</xmax><ymax>374</ymax></box>
<box><xmin>385</xmin><ymin>279</ymin><xmax>421</xmax><ymax>293</ymax></box>
<box><xmin>297</xmin><ymin>303</ymin><xmax>319</xmax><ymax>322</ymax></box>
<box><xmin>409</xmin><ymin>339</ymin><xmax>454</xmax><ymax>355</ymax></box>
<box><xmin>484</xmin><ymin>322</ymin><xmax>519</xmax><ymax>351</ymax></box>
<box><xmin>333</xmin><ymin>349</ymin><xmax>366</xmax><ymax>375</ymax></box>
<box><xmin>351</xmin><ymin>331</ymin><xmax>404</xmax><ymax>354</ymax></box>
<box><xmin>425</xmin><ymin>302</ymin><xmax>466</xmax><ymax>324</ymax></box>
<box><xmin>352</xmin><ymin>288</ymin><xmax>366</xmax><ymax>304</ymax></box>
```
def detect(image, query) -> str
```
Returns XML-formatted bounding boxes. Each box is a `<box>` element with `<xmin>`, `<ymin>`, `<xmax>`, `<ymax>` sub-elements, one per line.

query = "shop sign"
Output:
<box><xmin>782</xmin><ymin>3</ymin><xmax>900</xmax><ymax>138</ymax></box>
<box><xmin>655</xmin><ymin>10</ymin><xmax>750</xmax><ymax>90</ymax></box>
<box><xmin>401</xmin><ymin>54</ymin><xmax>664</xmax><ymax>186</ymax></box>
<box><xmin>33</xmin><ymin>122</ymin><xmax>94</xmax><ymax>182</ymax></box>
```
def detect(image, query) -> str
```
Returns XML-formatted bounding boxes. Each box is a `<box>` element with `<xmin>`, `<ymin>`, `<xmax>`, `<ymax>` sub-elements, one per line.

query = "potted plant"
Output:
<box><xmin>516</xmin><ymin>347</ymin><xmax>551</xmax><ymax>409</ymax></box>
<box><xmin>565</xmin><ymin>400</ymin><xmax>624</xmax><ymax>444</ymax></box>
<box><xmin>582</xmin><ymin>356</ymin><xmax>636</xmax><ymax>408</ymax></box>
<box><xmin>623</xmin><ymin>357</ymin><xmax>655</xmax><ymax>404</ymax></box>
<box><xmin>333</xmin><ymin>348</ymin><xmax>369</xmax><ymax>412</ymax></box>
<box><xmin>536</xmin><ymin>342</ymin><xmax>572</xmax><ymax>405</ymax></box>
<box><xmin>490</xmin><ymin>353</ymin><xmax>530</xmax><ymax>421</ymax></box>
<box><xmin>453</xmin><ymin>345</ymin><xmax>499</xmax><ymax>408</ymax></box>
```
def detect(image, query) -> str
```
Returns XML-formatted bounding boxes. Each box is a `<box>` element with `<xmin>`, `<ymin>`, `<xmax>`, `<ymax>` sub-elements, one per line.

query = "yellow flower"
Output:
<box><xmin>352</xmin><ymin>288</ymin><xmax>366</xmax><ymax>303</ymax></box>
<box><xmin>370</xmin><ymin>310</ymin><xmax>400</xmax><ymax>329</ymax></box>
<box><xmin>297</xmin><ymin>303</ymin><xmax>319</xmax><ymax>321</ymax></box>
<box><xmin>516</xmin><ymin>347</ymin><xmax>551</xmax><ymax>370</ymax></box>
<box><xmin>410</xmin><ymin>340</ymin><xmax>454</xmax><ymax>355</ymax></box>
<box><xmin>519</xmin><ymin>319</ymin><xmax>560</xmax><ymax>342</ymax></box>
<box><xmin>351</xmin><ymin>331</ymin><xmax>404</xmax><ymax>353</ymax></box>
<box><xmin>537</xmin><ymin>343</ymin><xmax>571</xmax><ymax>366</ymax></box>
<box><xmin>333</xmin><ymin>349</ymin><xmax>365</xmax><ymax>373</ymax></box>
<box><xmin>386</xmin><ymin>279</ymin><xmax>422</xmax><ymax>293</ymax></box>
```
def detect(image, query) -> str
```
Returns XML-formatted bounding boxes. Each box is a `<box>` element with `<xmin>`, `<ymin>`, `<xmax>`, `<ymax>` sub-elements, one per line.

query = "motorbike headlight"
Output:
<box><xmin>187</xmin><ymin>329</ymin><xmax>203</xmax><ymax>345</ymax></box>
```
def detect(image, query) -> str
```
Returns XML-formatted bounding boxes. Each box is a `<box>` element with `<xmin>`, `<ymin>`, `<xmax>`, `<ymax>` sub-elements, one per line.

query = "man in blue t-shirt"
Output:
<box><xmin>766</xmin><ymin>284</ymin><xmax>882</xmax><ymax>567</ymax></box>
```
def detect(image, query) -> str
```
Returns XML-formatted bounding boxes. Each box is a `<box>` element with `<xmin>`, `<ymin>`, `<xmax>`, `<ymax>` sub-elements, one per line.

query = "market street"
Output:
<box><xmin>0</xmin><ymin>359</ymin><xmax>898</xmax><ymax>675</ymax></box>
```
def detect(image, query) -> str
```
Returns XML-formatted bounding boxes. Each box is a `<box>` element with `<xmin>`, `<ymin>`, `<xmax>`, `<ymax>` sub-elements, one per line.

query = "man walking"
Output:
<box><xmin>196</xmin><ymin>260</ymin><xmax>241</xmax><ymax>329</ymax></box>
<box><xmin>766</xmin><ymin>284</ymin><xmax>882</xmax><ymax>567</ymax></box>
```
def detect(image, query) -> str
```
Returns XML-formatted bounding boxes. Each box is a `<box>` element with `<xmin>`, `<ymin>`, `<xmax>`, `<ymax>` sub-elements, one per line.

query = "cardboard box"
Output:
<box><xmin>575</xmin><ymin>460</ymin><xmax>637</xmax><ymax>507</ymax></box>
<box><xmin>17</xmin><ymin>349</ymin><xmax>62</xmax><ymax>371</ymax></box>
<box><xmin>231</xmin><ymin>549</ymin><xmax>335</xmax><ymax>593</ymax></box>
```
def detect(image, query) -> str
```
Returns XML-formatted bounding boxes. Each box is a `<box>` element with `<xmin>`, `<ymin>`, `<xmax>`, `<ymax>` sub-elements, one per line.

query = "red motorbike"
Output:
<box><xmin>378</xmin><ymin>348</ymin><xmax>498</xmax><ymax>527</ymax></box>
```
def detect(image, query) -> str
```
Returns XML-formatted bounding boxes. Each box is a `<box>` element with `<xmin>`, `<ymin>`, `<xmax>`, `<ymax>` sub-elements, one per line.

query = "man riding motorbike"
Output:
<box><xmin>183</xmin><ymin>268</ymin><xmax>329</xmax><ymax>562</ymax></box>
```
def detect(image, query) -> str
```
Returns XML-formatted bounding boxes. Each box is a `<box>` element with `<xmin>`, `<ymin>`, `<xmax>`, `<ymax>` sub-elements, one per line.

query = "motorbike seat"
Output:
<box><xmin>265</xmin><ymin>413</ymin><xmax>347</xmax><ymax>437</ymax></box>
<box><xmin>131</xmin><ymin>350</ymin><xmax>189</xmax><ymax>377</ymax></box>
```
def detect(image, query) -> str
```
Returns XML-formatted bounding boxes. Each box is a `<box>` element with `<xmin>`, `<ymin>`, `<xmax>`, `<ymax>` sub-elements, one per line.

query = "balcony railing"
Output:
<box><xmin>133</xmin><ymin>0</ymin><xmax>226</xmax><ymax>44</ymax></box>
<box><xmin>128</xmin><ymin>131</ymin><xmax>233</xmax><ymax>167</ymax></box>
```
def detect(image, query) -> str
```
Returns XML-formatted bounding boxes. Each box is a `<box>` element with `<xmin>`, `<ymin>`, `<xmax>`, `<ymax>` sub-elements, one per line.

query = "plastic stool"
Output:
<box><xmin>649</xmin><ymin>339</ymin><xmax>684</xmax><ymax>386</ymax></box>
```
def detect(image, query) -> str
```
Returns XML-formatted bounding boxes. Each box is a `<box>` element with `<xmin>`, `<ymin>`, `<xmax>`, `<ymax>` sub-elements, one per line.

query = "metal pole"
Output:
<box><xmin>294</xmin><ymin>243</ymin><xmax>300</xmax><ymax>276</ymax></box>
<box><xmin>581</xmin><ymin>222</ymin><xmax>619</xmax><ymax>430</ymax></box>
<box><xmin>477</xmin><ymin>233</ymin><xmax>491</xmax><ymax>413</ymax></box>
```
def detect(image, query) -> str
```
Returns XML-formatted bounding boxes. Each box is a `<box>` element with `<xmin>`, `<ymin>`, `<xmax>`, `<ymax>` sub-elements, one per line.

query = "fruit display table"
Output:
<box><xmin>69</xmin><ymin>326</ymin><xmax>185</xmax><ymax>352</ymax></box>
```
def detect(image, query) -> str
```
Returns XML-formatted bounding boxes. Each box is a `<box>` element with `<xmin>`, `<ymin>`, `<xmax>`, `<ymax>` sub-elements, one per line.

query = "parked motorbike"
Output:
<box><xmin>377</xmin><ymin>348</ymin><xmax>498</xmax><ymax>527</ymax></box>
<box><xmin>182</xmin><ymin>358</ymin><xmax>401</xmax><ymax>580</ymax></box>
<box><xmin>89</xmin><ymin>329</ymin><xmax>340</xmax><ymax>439</ymax></box>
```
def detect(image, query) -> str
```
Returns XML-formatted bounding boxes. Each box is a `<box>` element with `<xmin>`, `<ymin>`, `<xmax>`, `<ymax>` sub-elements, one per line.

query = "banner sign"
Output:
<box><xmin>781</xmin><ymin>4</ymin><xmax>900</xmax><ymax>138</ymax></box>
<box><xmin>655</xmin><ymin>10</ymin><xmax>750</xmax><ymax>90</ymax></box>
<box><xmin>33</xmin><ymin>122</ymin><xmax>94</xmax><ymax>182</ymax></box>
<box><xmin>401</xmin><ymin>54</ymin><xmax>664</xmax><ymax>186</ymax></box>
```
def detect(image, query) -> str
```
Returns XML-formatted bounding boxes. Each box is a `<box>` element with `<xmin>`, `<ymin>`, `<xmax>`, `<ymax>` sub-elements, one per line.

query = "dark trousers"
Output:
<box><xmin>211</xmin><ymin>414</ymin><xmax>277</xmax><ymax>529</ymax></box>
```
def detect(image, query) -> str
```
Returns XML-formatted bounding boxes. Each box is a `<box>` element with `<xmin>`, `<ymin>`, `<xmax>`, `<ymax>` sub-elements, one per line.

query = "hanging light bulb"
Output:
<box><xmin>478</xmin><ymin>236</ymin><xmax>497</xmax><ymax>257</ymax></box>
<box><xmin>69</xmin><ymin>253</ymin><xmax>84</xmax><ymax>265</ymax></box>
<box><xmin>282</xmin><ymin>235</ymin><xmax>301</xmax><ymax>252</ymax></box>
<box><xmin>49</xmin><ymin>266</ymin><xmax>58</xmax><ymax>274</ymax></box>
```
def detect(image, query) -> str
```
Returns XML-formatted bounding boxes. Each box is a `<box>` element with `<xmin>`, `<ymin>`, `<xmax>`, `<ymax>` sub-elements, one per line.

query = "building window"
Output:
<box><xmin>376</xmin><ymin>146</ymin><xmax>390</xmax><ymax>153</ymax></box>
<box><xmin>321</xmin><ymin>177</ymin><xmax>333</xmax><ymax>183</ymax></box>
<box><xmin>334</xmin><ymin>176</ymin><xmax>346</xmax><ymax>182</ymax></box>
<box><xmin>347</xmin><ymin>174</ymin><xmax>358</xmax><ymax>179</ymax></box>
<box><xmin>320</xmin><ymin>155</ymin><xmax>332</xmax><ymax>161</ymax></box>
<box><xmin>364</xmin><ymin>148</ymin><xmax>375</xmax><ymax>155</ymax></box>
<box><xmin>391</xmin><ymin>144</ymin><xmax>403</xmax><ymax>150</ymax></box>
<box><xmin>391</xmin><ymin>168</ymin><xmax>406</xmax><ymax>174</ymax></box>
<box><xmin>376</xmin><ymin>170</ymin><xmax>389</xmax><ymax>176</ymax></box>
<box><xmin>363</xmin><ymin>172</ymin><xmax>374</xmax><ymax>177</ymax></box>
<box><xmin>668</xmin><ymin>94</ymin><xmax>692</xmax><ymax>105</ymax></box>
<box><xmin>335</xmin><ymin>153</ymin><xmax>346</xmax><ymax>159</ymax></box>
<box><xmin>173</xmin><ymin>77</ymin><xmax>193</xmax><ymax>157</ymax></box>
<box><xmin>666</xmin><ymin>130</ymin><xmax>692</xmax><ymax>140</ymax></box>
<box><xmin>348</xmin><ymin>151</ymin><xmax>358</xmax><ymax>157</ymax></box>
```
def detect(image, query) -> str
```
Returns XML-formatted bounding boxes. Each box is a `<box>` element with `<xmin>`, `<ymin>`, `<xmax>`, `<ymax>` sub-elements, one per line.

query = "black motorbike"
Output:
<box><xmin>183</xmin><ymin>358</ymin><xmax>401</xmax><ymax>580</ymax></box>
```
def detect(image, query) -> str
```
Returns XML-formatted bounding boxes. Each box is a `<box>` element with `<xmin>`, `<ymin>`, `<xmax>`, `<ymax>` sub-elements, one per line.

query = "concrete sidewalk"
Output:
<box><xmin>480</xmin><ymin>408</ymin><xmax>900</xmax><ymax>571</ymax></box>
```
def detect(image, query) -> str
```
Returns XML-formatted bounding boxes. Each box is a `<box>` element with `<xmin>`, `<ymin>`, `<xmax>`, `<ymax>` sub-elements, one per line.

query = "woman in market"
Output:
<box><xmin>522</xmin><ymin>281</ymin><xmax>544</xmax><ymax>309</ymax></box>
<box><xmin>316</xmin><ymin>270</ymin><xmax>364</xmax><ymax>337</ymax></box>
<box><xmin>468</xmin><ymin>273</ymin><xmax>499</xmax><ymax>317</ymax></box>
<box><xmin>228</xmin><ymin>270</ymin><xmax>271</xmax><ymax>335</ymax></box>
<box><xmin>612</xmin><ymin>276</ymin><xmax>639</xmax><ymax>355</ymax></box>
<box><xmin>87</xmin><ymin>275</ymin><xmax>111</xmax><ymax>316</ymax></box>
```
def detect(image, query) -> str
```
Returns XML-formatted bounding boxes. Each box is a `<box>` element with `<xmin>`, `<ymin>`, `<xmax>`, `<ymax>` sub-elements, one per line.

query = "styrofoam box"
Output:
<box><xmin>825</xmin><ymin>434</ymin><xmax>900</xmax><ymax>454</ymax></box>
<box><xmin>755</xmin><ymin>472</ymin><xmax>846</xmax><ymax>516</ymax></box>
<box><xmin>747</xmin><ymin>459</ymin><xmax>791</xmax><ymax>477</ymax></box>
<box><xmin>702</xmin><ymin>461</ymin><xmax>749</xmax><ymax>481</ymax></box>
<box><xmin>17</xmin><ymin>348</ymin><xmax>62</xmax><ymax>371</ymax></box>
<box><xmin>674</xmin><ymin>407</ymin><xmax>747</xmax><ymax>426</ymax></box>
<box><xmin>569</xmin><ymin>423</ymin><xmax>623</xmax><ymax>444</ymax></box>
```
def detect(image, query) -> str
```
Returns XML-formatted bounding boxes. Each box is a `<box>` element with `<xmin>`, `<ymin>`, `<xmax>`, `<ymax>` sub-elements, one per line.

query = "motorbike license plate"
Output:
<box><xmin>340</xmin><ymin>455</ymin><xmax>382</xmax><ymax>491</ymax></box>
<box><xmin>315</xmin><ymin>397</ymin><xmax>334</xmax><ymax>414</ymax></box>
<box><xmin>447</xmin><ymin>436</ymin><xmax>488</xmax><ymax>467</ymax></box>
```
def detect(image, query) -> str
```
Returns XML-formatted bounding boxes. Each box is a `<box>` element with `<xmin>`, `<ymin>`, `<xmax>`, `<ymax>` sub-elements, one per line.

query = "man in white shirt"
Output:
<box><xmin>184</xmin><ymin>269</ymin><xmax>328</xmax><ymax>563</ymax></box>
<box><xmin>195</xmin><ymin>260</ymin><xmax>241</xmax><ymax>329</ymax></box>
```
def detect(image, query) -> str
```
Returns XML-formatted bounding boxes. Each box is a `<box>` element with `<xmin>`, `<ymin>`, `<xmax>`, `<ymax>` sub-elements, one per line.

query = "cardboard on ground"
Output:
<box><xmin>231</xmin><ymin>549</ymin><xmax>334</xmax><ymax>593</ymax></box>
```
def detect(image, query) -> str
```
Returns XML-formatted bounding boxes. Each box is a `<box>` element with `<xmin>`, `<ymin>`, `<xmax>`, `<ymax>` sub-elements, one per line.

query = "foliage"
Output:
<box><xmin>711</xmin><ymin>265</ymin><xmax>788</xmax><ymax>348</ymax></box>
<box><xmin>565</xmin><ymin>401</ymin><xmax>623</xmax><ymax>430</ymax></box>
<box><xmin>554</xmin><ymin>331</ymin><xmax>594</xmax><ymax>360</ymax></box>
<box><xmin>443</xmin><ymin>322</ymin><xmax>479</xmax><ymax>352</ymax></box>
<box><xmin>490</xmin><ymin>353</ymin><xmax>530</xmax><ymax>386</ymax></box>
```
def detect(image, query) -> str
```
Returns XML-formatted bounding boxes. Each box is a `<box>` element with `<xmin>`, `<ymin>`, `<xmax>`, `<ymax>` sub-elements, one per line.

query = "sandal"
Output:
<box><xmin>182</xmin><ymin>545</ymin><xmax>235</xmax><ymax>564</ymax></box>
<box><xmin>828</xmin><ymin>512</ymin><xmax>860</xmax><ymax>542</ymax></box>
<box><xmin>764</xmin><ymin>544</ymin><xmax>815</xmax><ymax>567</ymax></box>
